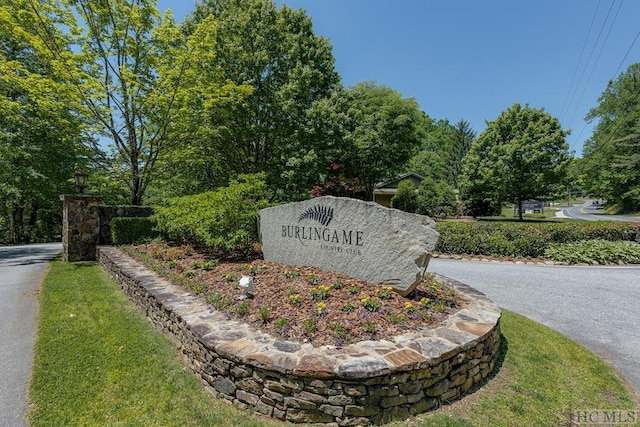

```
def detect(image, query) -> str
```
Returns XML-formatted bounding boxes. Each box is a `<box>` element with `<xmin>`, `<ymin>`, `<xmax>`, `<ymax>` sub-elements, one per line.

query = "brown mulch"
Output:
<box><xmin>123</xmin><ymin>243</ymin><xmax>465</xmax><ymax>348</ymax></box>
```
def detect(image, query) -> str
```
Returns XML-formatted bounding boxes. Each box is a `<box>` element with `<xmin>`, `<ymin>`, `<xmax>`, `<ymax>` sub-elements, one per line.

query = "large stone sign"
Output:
<box><xmin>259</xmin><ymin>196</ymin><xmax>439</xmax><ymax>296</ymax></box>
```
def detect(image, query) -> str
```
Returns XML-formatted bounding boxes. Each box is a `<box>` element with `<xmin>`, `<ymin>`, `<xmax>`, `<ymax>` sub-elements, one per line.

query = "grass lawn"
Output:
<box><xmin>409</xmin><ymin>310</ymin><xmax>639</xmax><ymax>426</ymax></box>
<box><xmin>495</xmin><ymin>205</ymin><xmax>563</xmax><ymax>222</ymax></box>
<box><xmin>29</xmin><ymin>260</ymin><xmax>281</xmax><ymax>427</ymax></box>
<box><xmin>30</xmin><ymin>261</ymin><xmax>638</xmax><ymax>426</ymax></box>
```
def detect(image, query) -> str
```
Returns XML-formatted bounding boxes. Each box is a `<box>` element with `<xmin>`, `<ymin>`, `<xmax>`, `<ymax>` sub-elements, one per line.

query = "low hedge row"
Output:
<box><xmin>111</xmin><ymin>217</ymin><xmax>159</xmax><ymax>245</ymax></box>
<box><xmin>435</xmin><ymin>221</ymin><xmax>640</xmax><ymax>258</ymax></box>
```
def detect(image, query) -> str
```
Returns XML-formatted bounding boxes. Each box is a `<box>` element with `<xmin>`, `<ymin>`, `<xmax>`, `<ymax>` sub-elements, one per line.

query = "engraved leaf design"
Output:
<box><xmin>298</xmin><ymin>205</ymin><xmax>334</xmax><ymax>227</ymax></box>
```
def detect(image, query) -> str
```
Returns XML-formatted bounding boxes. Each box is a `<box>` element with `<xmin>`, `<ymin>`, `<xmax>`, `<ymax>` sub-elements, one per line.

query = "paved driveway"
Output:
<box><xmin>0</xmin><ymin>243</ymin><xmax>62</xmax><ymax>427</ymax></box>
<box><xmin>430</xmin><ymin>258</ymin><xmax>640</xmax><ymax>398</ymax></box>
<box><xmin>560</xmin><ymin>200</ymin><xmax>640</xmax><ymax>222</ymax></box>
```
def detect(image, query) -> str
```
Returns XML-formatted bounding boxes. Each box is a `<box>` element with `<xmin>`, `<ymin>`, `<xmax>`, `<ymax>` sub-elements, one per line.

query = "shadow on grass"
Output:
<box><xmin>69</xmin><ymin>261</ymin><xmax>98</xmax><ymax>270</ymax></box>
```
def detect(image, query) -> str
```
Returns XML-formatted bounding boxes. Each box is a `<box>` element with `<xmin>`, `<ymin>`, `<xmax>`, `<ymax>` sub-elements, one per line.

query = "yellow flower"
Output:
<box><xmin>418</xmin><ymin>297</ymin><xmax>432</xmax><ymax>308</ymax></box>
<box><xmin>315</xmin><ymin>302</ymin><xmax>328</xmax><ymax>315</ymax></box>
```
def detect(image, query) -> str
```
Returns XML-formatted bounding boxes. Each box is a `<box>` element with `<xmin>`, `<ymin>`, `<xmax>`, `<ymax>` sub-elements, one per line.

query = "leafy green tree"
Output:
<box><xmin>407</xmin><ymin>119</ymin><xmax>475</xmax><ymax>188</ymax></box>
<box><xmin>0</xmin><ymin>2</ymin><xmax>87</xmax><ymax>243</ymax></box>
<box><xmin>461</xmin><ymin>103</ymin><xmax>570</xmax><ymax>221</ymax></box>
<box><xmin>416</xmin><ymin>177</ymin><xmax>458</xmax><ymax>218</ymax></box>
<box><xmin>580</xmin><ymin>63</ymin><xmax>640</xmax><ymax>212</ymax></box>
<box><xmin>608</xmin><ymin>119</ymin><xmax>640</xmax><ymax>206</ymax></box>
<box><xmin>390</xmin><ymin>179</ymin><xmax>418</xmax><ymax>212</ymax></box>
<box><xmin>408</xmin><ymin>119</ymin><xmax>447</xmax><ymax>183</ymax></box>
<box><xmin>174</xmin><ymin>0</ymin><xmax>340</xmax><ymax>200</ymax></box>
<box><xmin>314</xmin><ymin>82</ymin><xmax>428</xmax><ymax>200</ymax></box>
<box><xmin>21</xmin><ymin>0</ymin><xmax>246</xmax><ymax>205</ymax></box>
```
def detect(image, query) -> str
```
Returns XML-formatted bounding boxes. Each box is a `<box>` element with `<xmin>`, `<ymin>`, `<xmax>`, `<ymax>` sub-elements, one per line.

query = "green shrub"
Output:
<box><xmin>152</xmin><ymin>173</ymin><xmax>271</xmax><ymax>254</ymax></box>
<box><xmin>111</xmin><ymin>217</ymin><xmax>158</xmax><ymax>245</ymax></box>
<box><xmin>547</xmin><ymin>221</ymin><xmax>639</xmax><ymax>243</ymax></box>
<box><xmin>416</xmin><ymin>177</ymin><xmax>458</xmax><ymax>218</ymax></box>
<box><xmin>390</xmin><ymin>179</ymin><xmax>418</xmax><ymax>212</ymax></box>
<box><xmin>435</xmin><ymin>221</ymin><xmax>639</xmax><ymax>258</ymax></box>
<box><xmin>544</xmin><ymin>240</ymin><xmax>640</xmax><ymax>265</ymax></box>
<box><xmin>435</xmin><ymin>223</ymin><xmax>517</xmax><ymax>257</ymax></box>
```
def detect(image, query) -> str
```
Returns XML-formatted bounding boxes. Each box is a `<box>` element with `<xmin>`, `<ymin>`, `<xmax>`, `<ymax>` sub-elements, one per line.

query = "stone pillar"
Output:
<box><xmin>60</xmin><ymin>194</ymin><xmax>103</xmax><ymax>262</ymax></box>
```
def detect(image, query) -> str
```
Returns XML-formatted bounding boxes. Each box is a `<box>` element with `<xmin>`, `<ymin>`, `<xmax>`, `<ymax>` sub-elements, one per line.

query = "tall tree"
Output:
<box><xmin>461</xmin><ymin>103</ymin><xmax>570</xmax><ymax>221</ymax></box>
<box><xmin>0</xmin><ymin>2</ymin><xmax>87</xmax><ymax>243</ymax></box>
<box><xmin>173</xmin><ymin>0</ymin><xmax>340</xmax><ymax>200</ymax></box>
<box><xmin>407</xmin><ymin>119</ymin><xmax>475</xmax><ymax>188</ymax></box>
<box><xmin>447</xmin><ymin>119</ymin><xmax>476</xmax><ymax>187</ymax></box>
<box><xmin>313</xmin><ymin>82</ymin><xmax>428</xmax><ymax>200</ymax></box>
<box><xmin>407</xmin><ymin>119</ymin><xmax>447</xmax><ymax>183</ymax></box>
<box><xmin>580</xmin><ymin>63</ymin><xmax>640</xmax><ymax>212</ymax></box>
<box><xmin>22</xmin><ymin>0</ymin><xmax>244</xmax><ymax>205</ymax></box>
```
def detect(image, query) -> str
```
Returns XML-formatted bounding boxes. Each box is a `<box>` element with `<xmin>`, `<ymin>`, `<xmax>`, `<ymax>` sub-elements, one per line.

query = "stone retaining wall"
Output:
<box><xmin>98</xmin><ymin>246</ymin><xmax>501</xmax><ymax>426</ymax></box>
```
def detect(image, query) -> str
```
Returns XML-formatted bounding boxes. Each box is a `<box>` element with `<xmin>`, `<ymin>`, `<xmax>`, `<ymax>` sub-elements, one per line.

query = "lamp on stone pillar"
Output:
<box><xmin>74</xmin><ymin>170</ymin><xmax>88</xmax><ymax>194</ymax></box>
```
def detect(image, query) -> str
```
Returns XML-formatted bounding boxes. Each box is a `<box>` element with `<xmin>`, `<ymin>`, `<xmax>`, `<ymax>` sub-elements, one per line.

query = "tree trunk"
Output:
<box><xmin>11</xmin><ymin>206</ymin><xmax>23</xmax><ymax>244</ymax></box>
<box><xmin>29</xmin><ymin>200</ymin><xmax>38</xmax><ymax>227</ymax></box>
<box><xmin>131</xmin><ymin>159</ymin><xmax>142</xmax><ymax>205</ymax></box>
<box><xmin>517</xmin><ymin>200</ymin><xmax>524</xmax><ymax>222</ymax></box>
<box><xmin>131</xmin><ymin>178</ymin><xmax>142</xmax><ymax>206</ymax></box>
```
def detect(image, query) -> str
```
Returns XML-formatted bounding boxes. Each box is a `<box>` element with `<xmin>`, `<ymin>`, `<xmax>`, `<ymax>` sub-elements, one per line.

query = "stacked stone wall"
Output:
<box><xmin>60</xmin><ymin>195</ymin><xmax>102</xmax><ymax>262</ymax></box>
<box><xmin>97</xmin><ymin>246</ymin><xmax>501</xmax><ymax>426</ymax></box>
<box><xmin>60</xmin><ymin>195</ymin><xmax>153</xmax><ymax>261</ymax></box>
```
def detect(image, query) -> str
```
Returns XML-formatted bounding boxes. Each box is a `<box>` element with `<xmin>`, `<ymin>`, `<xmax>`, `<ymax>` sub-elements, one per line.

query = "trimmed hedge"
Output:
<box><xmin>111</xmin><ymin>217</ymin><xmax>159</xmax><ymax>245</ymax></box>
<box><xmin>435</xmin><ymin>221</ymin><xmax>640</xmax><ymax>258</ymax></box>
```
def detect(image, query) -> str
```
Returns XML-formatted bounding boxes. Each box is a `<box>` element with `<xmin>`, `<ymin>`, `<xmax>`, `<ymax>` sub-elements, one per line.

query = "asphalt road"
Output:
<box><xmin>430</xmin><ymin>258</ymin><xmax>640</xmax><ymax>399</ymax></box>
<box><xmin>560</xmin><ymin>201</ymin><xmax>640</xmax><ymax>222</ymax></box>
<box><xmin>0</xmin><ymin>243</ymin><xmax>62</xmax><ymax>427</ymax></box>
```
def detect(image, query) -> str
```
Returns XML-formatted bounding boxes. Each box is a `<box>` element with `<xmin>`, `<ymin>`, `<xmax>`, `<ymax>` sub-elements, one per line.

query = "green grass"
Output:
<box><xmin>30</xmin><ymin>261</ymin><xmax>638</xmax><ymax>426</ymax></box>
<box><xmin>488</xmin><ymin>205</ymin><xmax>563</xmax><ymax>222</ymax></box>
<box><xmin>396</xmin><ymin>311</ymin><xmax>639</xmax><ymax>427</ymax></box>
<box><xmin>29</xmin><ymin>260</ymin><xmax>280</xmax><ymax>427</ymax></box>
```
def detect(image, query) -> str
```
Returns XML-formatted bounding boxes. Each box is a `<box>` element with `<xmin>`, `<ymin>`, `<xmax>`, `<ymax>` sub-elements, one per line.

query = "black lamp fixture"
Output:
<box><xmin>74</xmin><ymin>170</ymin><xmax>88</xmax><ymax>194</ymax></box>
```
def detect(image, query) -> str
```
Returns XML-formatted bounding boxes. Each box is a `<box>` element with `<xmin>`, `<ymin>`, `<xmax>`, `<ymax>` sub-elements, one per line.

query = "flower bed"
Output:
<box><xmin>98</xmin><ymin>246</ymin><xmax>501</xmax><ymax>425</ymax></box>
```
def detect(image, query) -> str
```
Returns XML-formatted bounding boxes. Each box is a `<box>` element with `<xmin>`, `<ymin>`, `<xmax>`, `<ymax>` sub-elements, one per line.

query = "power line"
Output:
<box><xmin>565</xmin><ymin>0</ymin><xmax>623</xmax><ymax>131</ymax></box>
<box><xmin>561</xmin><ymin>0</ymin><xmax>618</xmax><ymax>125</ymax></box>
<box><xmin>573</xmin><ymin>33</ymin><xmax>640</xmax><ymax>156</ymax></box>
<box><xmin>559</xmin><ymin>0</ymin><xmax>600</xmax><ymax>122</ymax></box>
<box><xmin>612</xmin><ymin>29</ymin><xmax>640</xmax><ymax>78</ymax></box>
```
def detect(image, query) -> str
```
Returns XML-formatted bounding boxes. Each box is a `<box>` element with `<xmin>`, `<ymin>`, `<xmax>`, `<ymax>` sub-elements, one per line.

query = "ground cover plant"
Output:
<box><xmin>120</xmin><ymin>242</ymin><xmax>463</xmax><ymax>347</ymax></box>
<box><xmin>544</xmin><ymin>239</ymin><xmax>640</xmax><ymax>265</ymax></box>
<box><xmin>30</xmin><ymin>261</ymin><xmax>639</xmax><ymax>426</ymax></box>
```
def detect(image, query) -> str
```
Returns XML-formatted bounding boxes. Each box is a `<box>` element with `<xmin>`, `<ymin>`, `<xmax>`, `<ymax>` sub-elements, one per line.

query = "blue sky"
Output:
<box><xmin>156</xmin><ymin>0</ymin><xmax>640</xmax><ymax>157</ymax></box>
